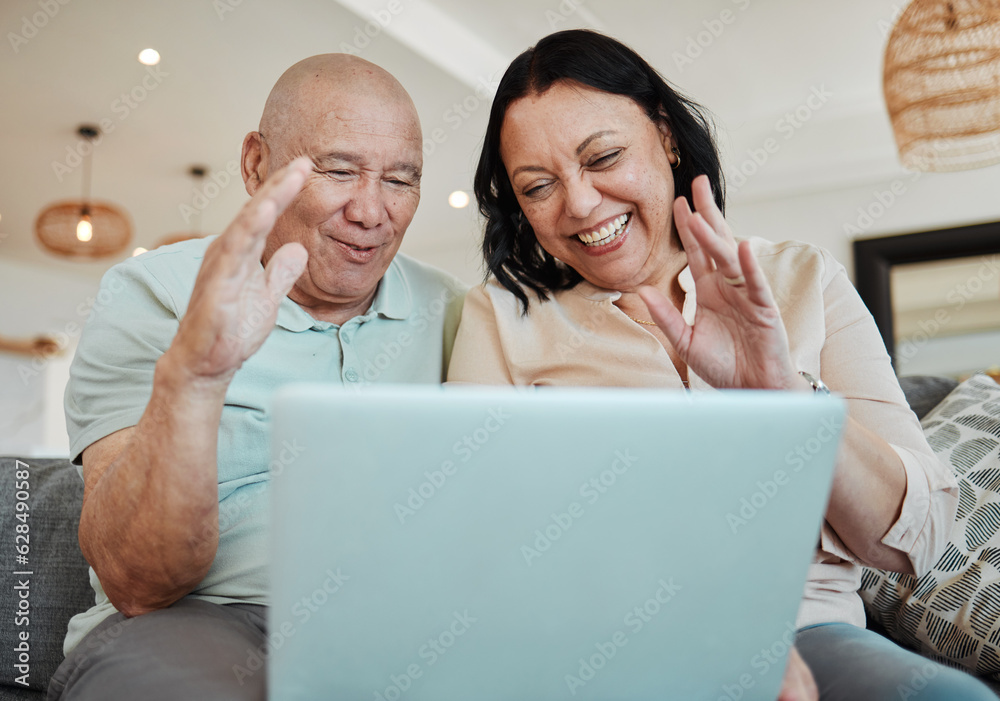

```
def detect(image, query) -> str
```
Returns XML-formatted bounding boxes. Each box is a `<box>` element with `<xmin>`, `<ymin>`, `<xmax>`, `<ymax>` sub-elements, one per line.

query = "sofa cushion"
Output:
<box><xmin>0</xmin><ymin>458</ymin><xmax>92</xmax><ymax>694</ymax></box>
<box><xmin>898</xmin><ymin>375</ymin><xmax>959</xmax><ymax>421</ymax></box>
<box><xmin>860</xmin><ymin>373</ymin><xmax>1000</xmax><ymax>682</ymax></box>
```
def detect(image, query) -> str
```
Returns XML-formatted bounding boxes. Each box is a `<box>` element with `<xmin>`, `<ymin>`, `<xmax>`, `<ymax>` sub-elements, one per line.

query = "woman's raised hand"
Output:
<box><xmin>638</xmin><ymin>175</ymin><xmax>800</xmax><ymax>390</ymax></box>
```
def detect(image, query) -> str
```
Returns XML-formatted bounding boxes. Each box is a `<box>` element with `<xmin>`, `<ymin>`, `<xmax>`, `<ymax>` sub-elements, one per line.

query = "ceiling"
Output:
<box><xmin>0</xmin><ymin>0</ymin><xmax>910</xmax><ymax>284</ymax></box>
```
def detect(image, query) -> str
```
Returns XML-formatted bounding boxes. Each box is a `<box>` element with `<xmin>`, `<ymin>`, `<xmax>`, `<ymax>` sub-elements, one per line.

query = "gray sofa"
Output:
<box><xmin>0</xmin><ymin>458</ymin><xmax>89</xmax><ymax>700</ymax></box>
<box><xmin>1</xmin><ymin>376</ymin><xmax>997</xmax><ymax>699</ymax></box>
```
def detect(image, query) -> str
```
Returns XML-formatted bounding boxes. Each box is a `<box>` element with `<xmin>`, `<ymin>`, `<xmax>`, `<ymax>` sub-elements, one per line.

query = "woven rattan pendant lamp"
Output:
<box><xmin>884</xmin><ymin>0</ymin><xmax>1000</xmax><ymax>171</ymax></box>
<box><xmin>35</xmin><ymin>125</ymin><xmax>132</xmax><ymax>258</ymax></box>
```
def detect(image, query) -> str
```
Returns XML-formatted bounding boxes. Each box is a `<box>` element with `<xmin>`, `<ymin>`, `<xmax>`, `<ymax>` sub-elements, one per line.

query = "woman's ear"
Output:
<box><xmin>654</xmin><ymin>109</ymin><xmax>674</xmax><ymax>139</ymax></box>
<box><xmin>654</xmin><ymin>111</ymin><xmax>678</xmax><ymax>163</ymax></box>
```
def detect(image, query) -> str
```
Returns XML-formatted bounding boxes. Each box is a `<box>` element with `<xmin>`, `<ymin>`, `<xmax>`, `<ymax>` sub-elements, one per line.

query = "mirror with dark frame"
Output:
<box><xmin>853</xmin><ymin>222</ymin><xmax>1000</xmax><ymax>380</ymax></box>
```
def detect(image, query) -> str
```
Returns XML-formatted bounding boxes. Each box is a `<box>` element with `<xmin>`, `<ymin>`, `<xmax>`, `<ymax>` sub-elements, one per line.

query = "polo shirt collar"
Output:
<box><xmin>275</xmin><ymin>297</ymin><xmax>320</xmax><ymax>332</ymax></box>
<box><xmin>273</xmin><ymin>258</ymin><xmax>412</xmax><ymax>332</ymax></box>
<box><xmin>368</xmin><ymin>258</ymin><xmax>411</xmax><ymax>321</ymax></box>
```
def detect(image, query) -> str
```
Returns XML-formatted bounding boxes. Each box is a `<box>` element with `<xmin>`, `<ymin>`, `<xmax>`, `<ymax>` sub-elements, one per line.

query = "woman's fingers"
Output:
<box><xmin>675</xmin><ymin>174</ymin><xmax>779</xmax><ymax>319</ymax></box>
<box><xmin>777</xmin><ymin>647</ymin><xmax>819</xmax><ymax>701</ymax></box>
<box><xmin>738</xmin><ymin>240</ymin><xmax>778</xmax><ymax>310</ymax></box>
<box><xmin>679</xmin><ymin>174</ymin><xmax>745</xmax><ymax>283</ymax></box>
<box><xmin>638</xmin><ymin>285</ymin><xmax>691</xmax><ymax>355</ymax></box>
<box><xmin>685</xmin><ymin>209</ymin><xmax>742</xmax><ymax>280</ymax></box>
<box><xmin>673</xmin><ymin>196</ymin><xmax>711</xmax><ymax>279</ymax></box>
<box><xmin>690</xmin><ymin>175</ymin><xmax>735</xmax><ymax>244</ymax></box>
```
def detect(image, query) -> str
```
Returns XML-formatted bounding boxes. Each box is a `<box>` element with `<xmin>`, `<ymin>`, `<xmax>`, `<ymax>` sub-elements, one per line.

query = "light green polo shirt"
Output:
<box><xmin>63</xmin><ymin>236</ymin><xmax>467</xmax><ymax>654</ymax></box>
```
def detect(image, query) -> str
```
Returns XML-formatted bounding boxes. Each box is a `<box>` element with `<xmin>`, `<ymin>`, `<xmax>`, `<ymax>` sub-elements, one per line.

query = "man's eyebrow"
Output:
<box><xmin>314</xmin><ymin>152</ymin><xmax>362</xmax><ymax>167</ymax></box>
<box><xmin>391</xmin><ymin>162</ymin><xmax>422</xmax><ymax>180</ymax></box>
<box><xmin>313</xmin><ymin>152</ymin><xmax>421</xmax><ymax>180</ymax></box>
<box><xmin>509</xmin><ymin>130</ymin><xmax>619</xmax><ymax>178</ymax></box>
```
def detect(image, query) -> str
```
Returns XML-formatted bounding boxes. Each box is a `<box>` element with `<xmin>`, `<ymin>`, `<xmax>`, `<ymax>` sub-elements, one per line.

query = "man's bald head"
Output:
<box><xmin>241</xmin><ymin>54</ymin><xmax>424</xmax><ymax>324</ymax></box>
<box><xmin>258</xmin><ymin>54</ymin><xmax>421</xmax><ymax>162</ymax></box>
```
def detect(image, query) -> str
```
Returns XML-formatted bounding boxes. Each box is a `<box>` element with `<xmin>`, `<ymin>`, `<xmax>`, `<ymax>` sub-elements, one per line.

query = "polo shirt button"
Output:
<box><xmin>345</xmin><ymin>368</ymin><xmax>359</xmax><ymax>382</ymax></box>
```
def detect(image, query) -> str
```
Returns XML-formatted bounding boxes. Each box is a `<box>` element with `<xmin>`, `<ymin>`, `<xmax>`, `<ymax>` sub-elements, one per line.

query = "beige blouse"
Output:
<box><xmin>447</xmin><ymin>237</ymin><xmax>958</xmax><ymax>629</ymax></box>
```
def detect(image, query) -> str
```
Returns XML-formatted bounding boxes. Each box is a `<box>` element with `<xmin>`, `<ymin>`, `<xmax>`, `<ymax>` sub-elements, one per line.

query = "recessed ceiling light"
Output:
<box><xmin>448</xmin><ymin>190</ymin><xmax>470</xmax><ymax>209</ymax></box>
<box><xmin>138</xmin><ymin>48</ymin><xmax>160</xmax><ymax>66</ymax></box>
<box><xmin>132</xmin><ymin>247</ymin><xmax>148</xmax><ymax>257</ymax></box>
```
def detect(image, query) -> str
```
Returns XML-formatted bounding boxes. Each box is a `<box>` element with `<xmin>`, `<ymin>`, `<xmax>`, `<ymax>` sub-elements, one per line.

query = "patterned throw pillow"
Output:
<box><xmin>860</xmin><ymin>373</ymin><xmax>1000</xmax><ymax>680</ymax></box>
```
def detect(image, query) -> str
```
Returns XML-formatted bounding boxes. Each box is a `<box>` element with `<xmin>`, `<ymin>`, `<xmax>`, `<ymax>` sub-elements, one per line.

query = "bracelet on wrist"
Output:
<box><xmin>798</xmin><ymin>370</ymin><xmax>831</xmax><ymax>396</ymax></box>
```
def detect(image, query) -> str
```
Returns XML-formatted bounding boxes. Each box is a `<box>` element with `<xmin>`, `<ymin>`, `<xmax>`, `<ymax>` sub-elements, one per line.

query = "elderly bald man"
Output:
<box><xmin>48</xmin><ymin>55</ymin><xmax>467</xmax><ymax>700</ymax></box>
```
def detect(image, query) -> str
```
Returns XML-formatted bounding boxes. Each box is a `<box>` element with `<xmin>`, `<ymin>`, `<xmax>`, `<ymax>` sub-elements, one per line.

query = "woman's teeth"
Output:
<box><xmin>578</xmin><ymin>214</ymin><xmax>629</xmax><ymax>246</ymax></box>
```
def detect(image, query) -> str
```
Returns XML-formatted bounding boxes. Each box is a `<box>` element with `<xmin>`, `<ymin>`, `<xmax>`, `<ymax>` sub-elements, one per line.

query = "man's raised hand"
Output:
<box><xmin>169</xmin><ymin>157</ymin><xmax>311</xmax><ymax>384</ymax></box>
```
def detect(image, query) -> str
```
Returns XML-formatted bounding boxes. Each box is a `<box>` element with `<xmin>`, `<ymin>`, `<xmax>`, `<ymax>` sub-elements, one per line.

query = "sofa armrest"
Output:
<box><xmin>897</xmin><ymin>375</ymin><xmax>959</xmax><ymax>420</ymax></box>
<box><xmin>0</xmin><ymin>457</ymin><xmax>93</xmax><ymax>695</ymax></box>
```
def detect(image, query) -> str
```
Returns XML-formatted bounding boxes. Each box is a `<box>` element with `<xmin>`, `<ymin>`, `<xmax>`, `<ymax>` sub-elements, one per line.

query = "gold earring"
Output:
<box><xmin>671</xmin><ymin>147</ymin><xmax>681</xmax><ymax>170</ymax></box>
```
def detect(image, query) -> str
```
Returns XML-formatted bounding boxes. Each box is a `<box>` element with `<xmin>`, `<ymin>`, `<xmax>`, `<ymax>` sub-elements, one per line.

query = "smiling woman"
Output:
<box><xmin>475</xmin><ymin>32</ymin><xmax>724</xmax><ymax>317</ymax></box>
<box><xmin>499</xmin><ymin>83</ymin><xmax>681</xmax><ymax>295</ymax></box>
<box><xmin>448</xmin><ymin>29</ymin><xmax>998</xmax><ymax>701</ymax></box>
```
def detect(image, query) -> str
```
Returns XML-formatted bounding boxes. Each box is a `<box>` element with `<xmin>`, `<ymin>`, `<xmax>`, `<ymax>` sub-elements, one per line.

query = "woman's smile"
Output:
<box><xmin>576</xmin><ymin>213</ymin><xmax>630</xmax><ymax>247</ymax></box>
<box><xmin>500</xmin><ymin>81</ymin><xmax>681</xmax><ymax>291</ymax></box>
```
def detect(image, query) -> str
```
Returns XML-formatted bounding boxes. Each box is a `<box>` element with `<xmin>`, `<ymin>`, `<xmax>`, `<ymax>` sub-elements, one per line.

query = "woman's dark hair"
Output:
<box><xmin>475</xmin><ymin>29</ymin><xmax>725</xmax><ymax>313</ymax></box>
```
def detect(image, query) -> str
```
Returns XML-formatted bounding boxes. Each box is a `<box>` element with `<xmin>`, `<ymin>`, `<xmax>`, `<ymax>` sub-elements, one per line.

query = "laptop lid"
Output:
<box><xmin>268</xmin><ymin>385</ymin><xmax>844</xmax><ymax>701</ymax></box>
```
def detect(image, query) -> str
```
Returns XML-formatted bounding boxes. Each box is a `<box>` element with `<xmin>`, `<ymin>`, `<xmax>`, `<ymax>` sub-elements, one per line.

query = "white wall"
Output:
<box><xmin>0</xmin><ymin>258</ymin><xmax>97</xmax><ymax>457</ymax></box>
<box><xmin>4</xmin><ymin>145</ymin><xmax>999</xmax><ymax>458</ymax></box>
<box><xmin>4</xmin><ymin>77</ymin><xmax>1000</xmax><ymax>457</ymax></box>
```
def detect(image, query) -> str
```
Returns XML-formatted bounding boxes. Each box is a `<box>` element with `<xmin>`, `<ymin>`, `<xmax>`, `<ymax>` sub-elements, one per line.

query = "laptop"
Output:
<box><xmin>268</xmin><ymin>384</ymin><xmax>844</xmax><ymax>701</ymax></box>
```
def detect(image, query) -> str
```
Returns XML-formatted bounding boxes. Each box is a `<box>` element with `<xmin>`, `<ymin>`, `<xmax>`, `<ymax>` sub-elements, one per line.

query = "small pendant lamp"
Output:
<box><xmin>155</xmin><ymin>165</ymin><xmax>210</xmax><ymax>249</ymax></box>
<box><xmin>35</xmin><ymin>125</ymin><xmax>133</xmax><ymax>258</ymax></box>
<box><xmin>883</xmin><ymin>0</ymin><xmax>1000</xmax><ymax>171</ymax></box>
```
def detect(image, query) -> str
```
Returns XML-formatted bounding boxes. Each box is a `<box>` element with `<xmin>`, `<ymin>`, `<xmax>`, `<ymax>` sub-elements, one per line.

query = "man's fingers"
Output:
<box><xmin>226</xmin><ymin>156</ymin><xmax>312</xmax><ymax>258</ymax></box>
<box><xmin>265</xmin><ymin>242</ymin><xmax>308</xmax><ymax>302</ymax></box>
<box><xmin>258</xmin><ymin>156</ymin><xmax>312</xmax><ymax>218</ymax></box>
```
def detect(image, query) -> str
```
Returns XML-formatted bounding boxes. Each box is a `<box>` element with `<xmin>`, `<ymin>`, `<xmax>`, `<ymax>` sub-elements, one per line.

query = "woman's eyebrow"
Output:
<box><xmin>511</xmin><ymin>165</ymin><xmax>547</xmax><ymax>178</ymax></box>
<box><xmin>576</xmin><ymin>130</ymin><xmax>617</xmax><ymax>155</ymax></box>
<box><xmin>509</xmin><ymin>130</ymin><xmax>619</xmax><ymax>178</ymax></box>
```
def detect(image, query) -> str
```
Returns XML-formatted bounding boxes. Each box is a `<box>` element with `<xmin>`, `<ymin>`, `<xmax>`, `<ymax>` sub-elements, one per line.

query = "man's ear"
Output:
<box><xmin>241</xmin><ymin>131</ymin><xmax>266</xmax><ymax>196</ymax></box>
